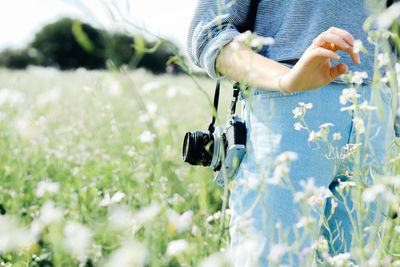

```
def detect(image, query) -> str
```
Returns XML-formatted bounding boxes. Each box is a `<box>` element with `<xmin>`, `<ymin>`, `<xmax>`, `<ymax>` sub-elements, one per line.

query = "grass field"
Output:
<box><xmin>0</xmin><ymin>67</ymin><xmax>236</xmax><ymax>266</ymax></box>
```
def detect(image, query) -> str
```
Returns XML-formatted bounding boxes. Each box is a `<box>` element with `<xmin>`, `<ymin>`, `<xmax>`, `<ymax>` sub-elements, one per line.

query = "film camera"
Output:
<box><xmin>182</xmin><ymin>83</ymin><xmax>247</xmax><ymax>187</ymax></box>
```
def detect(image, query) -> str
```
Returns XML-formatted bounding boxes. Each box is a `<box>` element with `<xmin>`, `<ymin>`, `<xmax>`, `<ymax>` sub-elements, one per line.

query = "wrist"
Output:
<box><xmin>277</xmin><ymin>73</ymin><xmax>293</xmax><ymax>94</ymax></box>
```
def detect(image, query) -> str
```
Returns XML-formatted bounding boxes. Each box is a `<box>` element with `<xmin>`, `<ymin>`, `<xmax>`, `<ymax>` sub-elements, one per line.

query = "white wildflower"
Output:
<box><xmin>268</xmin><ymin>244</ymin><xmax>288</xmax><ymax>264</ymax></box>
<box><xmin>308</xmin><ymin>130</ymin><xmax>319</xmax><ymax>142</ymax></box>
<box><xmin>378</xmin><ymin>53</ymin><xmax>390</xmax><ymax>68</ymax></box>
<box><xmin>104</xmin><ymin>241</ymin><xmax>148</xmax><ymax>267</ymax></box>
<box><xmin>138</xmin><ymin>130</ymin><xmax>156</xmax><ymax>143</ymax></box>
<box><xmin>145</xmin><ymin>101</ymin><xmax>158</xmax><ymax>113</ymax></box>
<box><xmin>362</xmin><ymin>184</ymin><xmax>385</xmax><ymax>203</ymax></box>
<box><xmin>40</xmin><ymin>201</ymin><xmax>63</xmax><ymax>225</ymax></box>
<box><xmin>63</xmin><ymin>221</ymin><xmax>93</xmax><ymax>260</ymax></box>
<box><xmin>376</xmin><ymin>2</ymin><xmax>400</xmax><ymax>29</ymax></box>
<box><xmin>166</xmin><ymin>239</ymin><xmax>189</xmax><ymax>256</ymax></box>
<box><xmin>359</xmin><ymin>100</ymin><xmax>377</xmax><ymax>111</ymax></box>
<box><xmin>234</xmin><ymin>31</ymin><xmax>252</xmax><ymax>42</ymax></box>
<box><xmin>328</xmin><ymin>252</ymin><xmax>352</xmax><ymax>266</ymax></box>
<box><xmin>353</xmin><ymin>39</ymin><xmax>364</xmax><ymax>54</ymax></box>
<box><xmin>353</xmin><ymin>117</ymin><xmax>365</xmax><ymax>134</ymax></box>
<box><xmin>276</xmin><ymin>151</ymin><xmax>298</xmax><ymax>162</ymax></box>
<box><xmin>99</xmin><ymin>191</ymin><xmax>125</xmax><ymax>207</ymax></box>
<box><xmin>0</xmin><ymin>88</ymin><xmax>24</xmax><ymax>107</ymax></box>
<box><xmin>294</xmin><ymin>122</ymin><xmax>303</xmax><ymax>131</ymax></box>
<box><xmin>351</xmin><ymin>71</ymin><xmax>368</xmax><ymax>85</ymax></box>
<box><xmin>333</xmin><ymin>132</ymin><xmax>342</xmax><ymax>140</ymax></box>
<box><xmin>295</xmin><ymin>216</ymin><xmax>315</xmax><ymax>229</ymax></box>
<box><xmin>36</xmin><ymin>181</ymin><xmax>60</xmax><ymax>197</ymax></box>
<box><xmin>166</xmin><ymin>209</ymin><xmax>193</xmax><ymax>233</ymax></box>
<box><xmin>166</xmin><ymin>86</ymin><xmax>178</xmax><ymax>98</ymax></box>
<box><xmin>135</xmin><ymin>202</ymin><xmax>162</xmax><ymax>226</ymax></box>
<box><xmin>108</xmin><ymin>206</ymin><xmax>134</xmax><ymax>230</ymax></box>
<box><xmin>292</xmin><ymin>107</ymin><xmax>303</xmax><ymax>118</ymax></box>
<box><xmin>199</xmin><ymin>252</ymin><xmax>230</xmax><ymax>267</ymax></box>
<box><xmin>142</xmin><ymin>81</ymin><xmax>161</xmax><ymax>94</ymax></box>
<box><xmin>340</xmin><ymin>88</ymin><xmax>360</xmax><ymax>105</ymax></box>
<box><xmin>0</xmin><ymin>215</ymin><xmax>36</xmax><ymax>253</ymax></box>
<box><xmin>319</xmin><ymin>123</ymin><xmax>334</xmax><ymax>128</ymax></box>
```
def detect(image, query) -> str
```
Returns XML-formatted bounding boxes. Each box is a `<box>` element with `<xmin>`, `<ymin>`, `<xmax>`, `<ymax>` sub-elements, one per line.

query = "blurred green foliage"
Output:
<box><xmin>0</xmin><ymin>18</ymin><xmax>181</xmax><ymax>73</ymax></box>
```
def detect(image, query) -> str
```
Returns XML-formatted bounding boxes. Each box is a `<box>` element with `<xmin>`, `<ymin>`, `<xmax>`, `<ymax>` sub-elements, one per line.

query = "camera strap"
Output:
<box><xmin>208</xmin><ymin>81</ymin><xmax>242</xmax><ymax>134</ymax></box>
<box><xmin>208</xmin><ymin>81</ymin><xmax>220</xmax><ymax>133</ymax></box>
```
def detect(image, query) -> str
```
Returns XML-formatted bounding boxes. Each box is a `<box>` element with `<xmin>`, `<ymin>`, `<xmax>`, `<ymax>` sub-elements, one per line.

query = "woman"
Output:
<box><xmin>188</xmin><ymin>1</ymin><xmax>395</xmax><ymax>265</ymax></box>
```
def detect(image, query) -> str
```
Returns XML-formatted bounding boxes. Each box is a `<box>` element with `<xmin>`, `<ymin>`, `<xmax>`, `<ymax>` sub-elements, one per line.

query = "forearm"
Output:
<box><xmin>215</xmin><ymin>41</ymin><xmax>291</xmax><ymax>91</ymax></box>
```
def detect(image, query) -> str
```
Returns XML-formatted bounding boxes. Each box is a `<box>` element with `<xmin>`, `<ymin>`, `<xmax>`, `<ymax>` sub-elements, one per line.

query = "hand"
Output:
<box><xmin>278</xmin><ymin>27</ymin><xmax>360</xmax><ymax>93</ymax></box>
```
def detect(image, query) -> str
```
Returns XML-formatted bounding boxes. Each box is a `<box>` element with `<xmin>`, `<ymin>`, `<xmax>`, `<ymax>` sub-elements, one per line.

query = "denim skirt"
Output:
<box><xmin>228</xmin><ymin>82</ymin><xmax>395</xmax><ymax>266</ymax></box>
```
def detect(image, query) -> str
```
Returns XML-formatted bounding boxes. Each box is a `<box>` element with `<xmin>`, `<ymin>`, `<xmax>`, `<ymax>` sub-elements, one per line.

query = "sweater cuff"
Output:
<box><xmin>199</xmin><ymin>29</ymin><xmax>240</xmax><ymax>80</ymax></box>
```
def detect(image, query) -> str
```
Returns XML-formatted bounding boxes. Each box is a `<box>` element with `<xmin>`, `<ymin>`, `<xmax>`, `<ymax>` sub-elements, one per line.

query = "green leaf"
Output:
<box><xmin>72</xmin><ymin>20</ymin><xmax>94</xmax><ymax>52</ymax></box>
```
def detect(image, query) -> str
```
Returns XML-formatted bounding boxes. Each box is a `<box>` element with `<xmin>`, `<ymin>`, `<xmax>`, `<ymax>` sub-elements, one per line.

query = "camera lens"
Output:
<box><xmin>182</xmin><ymin>131</ymin><xmax>213</xmax><ymax>166</ymax></box>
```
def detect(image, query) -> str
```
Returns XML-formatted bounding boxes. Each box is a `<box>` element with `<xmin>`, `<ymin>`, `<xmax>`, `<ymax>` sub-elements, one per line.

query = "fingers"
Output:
<box><xmin>330</xmin><ymin>63</ymin><xmax>348</xmax><ymax>80</ymax></box>
<box><xmin>310</xmin><ymin>47</ymin><xmax>341</xmax><ymax>61</ymax></box>
<box><xmin>313</xmin><ymin>32</ymin><xmax>350</xmax><ymax>51</ymax></box>
<box><xmin>313</xmin><ymin>27</ymin><xmax>360</xmax><ymax>64</ymax></box>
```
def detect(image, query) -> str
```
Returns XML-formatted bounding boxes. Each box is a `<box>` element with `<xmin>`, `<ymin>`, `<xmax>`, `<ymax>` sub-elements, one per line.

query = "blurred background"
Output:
<box><xmin>0</xmin><ymin>0</ymin><xmax>198</xmax><ymax>72</ymax></box>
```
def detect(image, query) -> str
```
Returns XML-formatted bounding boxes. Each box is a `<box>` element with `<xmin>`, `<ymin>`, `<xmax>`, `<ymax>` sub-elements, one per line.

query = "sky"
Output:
<box><xmin>0</xmin><ymin>0</ymin><xmax>198</xmax><ymax>50</ymax></box>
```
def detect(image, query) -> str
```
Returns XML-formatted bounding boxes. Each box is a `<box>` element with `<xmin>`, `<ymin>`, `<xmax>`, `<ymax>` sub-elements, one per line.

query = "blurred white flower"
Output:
<box><xmin>376</xmin><ymin>2</ymin><xmax>400</xmax><ymax>29</ymax></box>
<box><xmin>268</xmin><ymin>244</ymin><xmax>288</xmax><ymax>264</ymax></box>
<box><xmin>36</xmin><ymin>181</ymin><xmax>60</xmax><ymax>197</ymax></box>
<box><xmin>276</xmin><ymin>151</ymin><xmax>298</xmax><ymax>162</ymax></box>
<box><xmin>166</xmin><ymin>86</ymin><xmax>178</xmax><ymax>98</ymax></box>
<box><xmin>145</xmin><ymin>101</ymin><xmax>158</xmax><ymax>113</ymax></box>
<box><xmin>294</xmin><ymin>122</ymin><xmax>303</xmax><ymax>131</ymax></box>
<box><xmin>104</xmin><ymin>241</ymin><xmax>148</xmax><ymax>267</ymax></box>
<box><xmin>166</xmin><ymin>239</ymin><xmax>189</xmax><ymax>256</ymax></box>
<box><xmin>135</xmin><ymin>202</ymin><xmax>162</xmax><ymax>226</ymax></box>
<box><xmin>0</xmin><ymin>88</ymin><xmax>24</xmax><ymax>107</ymax></box>
<box><xmin>108</xmin><ymin>206</ymin><xmax>134</xmax><ymax>230</ymax></box>
<box><xmin>0</xmin><ymin>215</ymin><xmax>36</xmax><ymax>253</ymax></box>
<box><xmin>319</xmin><ymin>123</ymin><xmax>334</xmax><ymax>129</ymax></box>
<box><xmin>142</xmin><ymin>81</ymin><xmax>161</xmax><ymax>94</ymax></box>
<box><xmin>328</xmin><ymin>252</ymin><xmax>352</xmax><ymax>266</ymax></box>
<box><xmin>362</xmin><ymin>184</ymin><xmax>385</xmax><ymax>203</ymax></box>
<box><xmin>234</xmin><ymin>31</ymin><xmax>252</xmax><ymax>42</ymax></box>
<box><xmin>360</xmin><ymin>100</ymin><xmax>377</xmax><ymax>111</ymax></box>
<box><xmin>199</xmin><ymin>252</ymin><xmax>230</xmax><ymax>267</ymax></box>
<box><xmin>353</xmin><ymin>117</ymin><xmax>365</xmax><ymax>134</ymax></box>
<box><xmin>138</xmin><ymin>113</ymin><xmax>150</xmax><ymax>123</ymax></box>
<box><xmin>331</xmin><ymin>198</ymin><xmax>338</xmax><ymax>214</ymax></box>
<box><xmin>340</xmin><ymin>88</ymin><xmax>360</xmax><ymax>104</ymax></box>
<box><xmin>138</xmin><ymin>130</ymin><xmax>156</xmax><ymax>143</ymax></box>
<box><xmin>378</xmin><ymin>53</ymin><xmax>390</xmax><ymax>68</ymax></box>
<box><xmin>333</xmin><ymin>132</ymin><xmax>342</xmax><ymax>140</ymax></box>
<box><xmin>351</xmin><ymin>71</ymin><xmax>368</xmax><ymax>85</ymax></box>
<box><xmin>353</xmin><ymin>39</ymin><xmax>364</xmax><ymax>54</ymax></box>
<box><xmin>63</xmin><ymin>221</ymin><xmax>93</xmax><ymax>260</ymax></box>
<box><xmin>37</xmin><ymin>88</ymin><xmax>60</xmax><ymax>106</ymax></box>
<box><xmin>299</xmin><ymin>102</ymin><xmax>313</xmax><ymax>109</ymax></box>
<box><xmin>230</xmin><ymin>234</ymin><xmax>264</xmax><ymax>266</ymax></box>
<box><xmin>308</xmin><ymin>130</ymin><xmax>320</xmax><ymax>142</ymax></box>
<box><xmin>166</xmin><ymin>209</ymin><xmax>193</xmax><ymax>233</ymax></box>
<box><xmin>292</xmin><ymin>107</ymin><xmax>303</xmax><ymax>118</ymax></box>
<box><xmin>99</xmin><ymin>191</ymin><xmax>125</xmax><ymax>207</ymax></box>
<box><xmin>250</xmin><ymin>36</ymin><xmax>274</xmax><ymax>48</ymax></box>
<box><xmin>40</xmin><ymin>201</ymin><xmax>63</xmax><ymax>225</ymax></box>
<box><xmin>295</xmin><ymin>216</ymin><xmax>315</xmax><ymax>229</ymax></box>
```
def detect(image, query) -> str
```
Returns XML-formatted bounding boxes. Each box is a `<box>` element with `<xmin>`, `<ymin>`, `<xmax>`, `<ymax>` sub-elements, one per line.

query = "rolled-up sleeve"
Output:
<box><xmin>187</xmin><ymin>0</ymin><xmax>253</xmax><ymax>79</ymax></box>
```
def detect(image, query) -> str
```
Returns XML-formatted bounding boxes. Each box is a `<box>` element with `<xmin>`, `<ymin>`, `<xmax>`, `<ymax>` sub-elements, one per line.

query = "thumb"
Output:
<box><xmin>330</xmin><ymin>63</ymin><xmax>348</xmax><ymax>80</ymax></box>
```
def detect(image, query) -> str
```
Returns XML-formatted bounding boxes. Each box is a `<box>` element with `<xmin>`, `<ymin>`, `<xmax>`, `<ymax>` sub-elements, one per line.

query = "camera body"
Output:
<box><xmin>182</xmin><ymin>115</ymin><xmax>246</xmax><ymax>187</ymax></box>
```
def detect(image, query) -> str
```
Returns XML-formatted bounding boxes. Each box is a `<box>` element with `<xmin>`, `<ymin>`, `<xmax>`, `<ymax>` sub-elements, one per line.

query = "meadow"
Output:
<box><xmin>0</xmin><ymin>67</ymin><xmax>235</xmax><ymax>266</ymax></box>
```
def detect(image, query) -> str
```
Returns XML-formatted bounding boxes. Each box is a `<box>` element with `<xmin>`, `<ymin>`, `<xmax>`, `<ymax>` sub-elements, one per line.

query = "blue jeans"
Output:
<box><xmin>229</xmin><ymin>82</ymin><xmax>395</xmax><ymax>266</ymax></box>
